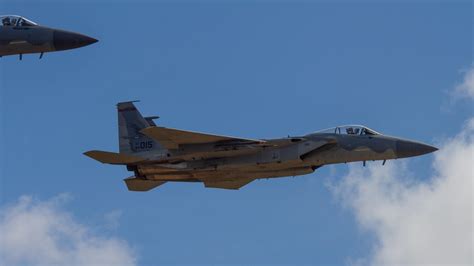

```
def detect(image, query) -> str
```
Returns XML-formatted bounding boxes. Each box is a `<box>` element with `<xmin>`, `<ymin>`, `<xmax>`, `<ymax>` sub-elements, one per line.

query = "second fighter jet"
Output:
<box><xmin>0</xmin><ymin>15</ymin><xmax>98</xmax><ymax>59</ymax></box>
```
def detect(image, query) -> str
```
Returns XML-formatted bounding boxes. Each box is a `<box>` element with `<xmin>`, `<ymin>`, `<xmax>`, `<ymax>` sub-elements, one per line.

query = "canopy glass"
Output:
<box><xmin>315</xmin><ymin>125</ymin><xmax>381</xmax><ymax>136</ymax></box>
<box><xmin>1</xmin><ymin>15</ymin><xmax>38</xmax><ymax>27</ymax></box>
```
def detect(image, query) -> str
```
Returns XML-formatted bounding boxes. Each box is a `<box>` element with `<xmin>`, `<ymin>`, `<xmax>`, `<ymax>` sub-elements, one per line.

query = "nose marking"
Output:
<box><xmin>353</xmin><ymin>147</ymin><xmax>370</xmax><ymax>152</ymax></box>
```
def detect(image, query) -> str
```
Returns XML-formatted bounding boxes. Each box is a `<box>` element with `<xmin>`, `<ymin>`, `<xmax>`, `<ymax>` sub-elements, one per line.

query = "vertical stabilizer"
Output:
<box><xmin>117</xmin><ymin>101</ymin><xmax>164</xmax><ymax>155</ymax></box>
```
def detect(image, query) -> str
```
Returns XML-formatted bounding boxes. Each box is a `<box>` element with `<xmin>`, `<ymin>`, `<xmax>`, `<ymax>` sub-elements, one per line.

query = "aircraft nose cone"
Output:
<box><xmin>396</xmin><ymin>140</ymin><xmax>438</xmax><ymax>158</ymax></box>
<box><xmin>53</xmin><ymin>30</ymin><xmax>98</xmax><ymax>51</ymax></box>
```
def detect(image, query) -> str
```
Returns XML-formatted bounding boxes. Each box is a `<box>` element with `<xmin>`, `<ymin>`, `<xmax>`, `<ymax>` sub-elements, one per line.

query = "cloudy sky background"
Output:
<box><xmin>1</xmin><ymin>2</ymin><xmax>472</xmax><ymax>265</ymax></box>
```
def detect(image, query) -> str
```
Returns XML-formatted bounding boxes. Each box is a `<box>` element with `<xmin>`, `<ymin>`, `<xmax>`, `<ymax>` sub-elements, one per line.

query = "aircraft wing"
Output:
<box><xmin>141</xmin><ymin>126</ymin><xmax>265</xmax><ymax>149</ymax></box>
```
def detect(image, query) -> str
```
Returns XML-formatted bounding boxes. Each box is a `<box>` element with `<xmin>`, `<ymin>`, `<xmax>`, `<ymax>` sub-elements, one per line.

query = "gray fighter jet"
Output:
<box><xmin>84</xmin><ymin>102</ymin><xmax>438</xmax><ymax>191</ymax></box>
<box><xmin>0</xmin><ymin>15</ymin><xmax>98</xmax><ymax>59</ymax></box>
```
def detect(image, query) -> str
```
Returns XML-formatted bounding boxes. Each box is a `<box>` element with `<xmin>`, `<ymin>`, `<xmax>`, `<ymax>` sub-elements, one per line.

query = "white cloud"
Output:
<box><xmin>0</xmin><ymin>194</ymin><xmax>137</xmax><ymax>266</ymax></box>
<box><xmin>454</xmin><ymin>67</ymin><xmax>474</xmax><ymax>99</ymax></box>
<box><xmin>331</xmin><ymin>119</ymin><xmax>473</xmax><ymax>265</ymax></box>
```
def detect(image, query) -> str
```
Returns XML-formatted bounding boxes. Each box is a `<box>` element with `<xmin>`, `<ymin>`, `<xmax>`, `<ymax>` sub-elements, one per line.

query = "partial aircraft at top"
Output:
<box><xmin>0</xmin><ymin>15</ymin><xmax>98</xmax><ymax>59</ymax></box>
<box><xmin>84</xmin><ymin>102</ymin><xmax>438</xmax><ymax>191</ymax></box>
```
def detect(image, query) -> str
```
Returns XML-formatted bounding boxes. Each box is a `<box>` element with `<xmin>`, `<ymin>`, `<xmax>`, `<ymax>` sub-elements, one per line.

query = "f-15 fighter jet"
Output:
<box><xmin>0</xmin><ymin>15</ymin><xmax>98</xmax><ymax>59</ymax></box>
<box><xmin>84</xmin><ymin>102</ymin><xmax>438</xmax><ymax>191</ymax></box>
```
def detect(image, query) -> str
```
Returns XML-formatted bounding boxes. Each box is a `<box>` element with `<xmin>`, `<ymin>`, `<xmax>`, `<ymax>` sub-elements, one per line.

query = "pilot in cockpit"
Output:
<box><xmin>2</xmin><ymin>17</ymin><xmax>11</xmax><ymax>26</ymax></box>
<box><xmin>346</xmin><ymin>127</ymin><xmax>361</xmax><ymax>135</ymax></box>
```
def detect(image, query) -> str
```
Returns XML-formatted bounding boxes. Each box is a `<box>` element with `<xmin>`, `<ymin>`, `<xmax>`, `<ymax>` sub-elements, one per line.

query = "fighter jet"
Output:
<box><xmin>0</xmin><ymin>15</ymin><xmax>98</xmax><ymax>59</ymax></box>
<box><xmin>84</xmin><ymin>102</ymin><xmax>438</xmax><ymax>191</ymax></box>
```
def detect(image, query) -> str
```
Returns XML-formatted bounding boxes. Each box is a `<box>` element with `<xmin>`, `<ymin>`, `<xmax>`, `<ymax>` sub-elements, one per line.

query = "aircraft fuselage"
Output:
<box><xmin>131</xmin><ymin>133</ymin><xmax>432</xmax><ymax>183</ymax></box>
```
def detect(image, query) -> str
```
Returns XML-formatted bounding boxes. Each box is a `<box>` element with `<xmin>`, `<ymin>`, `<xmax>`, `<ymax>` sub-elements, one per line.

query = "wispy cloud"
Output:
<box><xmin>0</xmin><ymin>194</ymin><xmax>137</xmax><ymax>266</ymax></box>
<box><xmin>454</xmin><ymin>66</ymin><xmax>474</xmax><ymax>100</ymax></box>
<box><xmin>330</xmin><ymin>67</ymin><xmax>474</xmax><ymax>266</ymax></box>
<box><xmin>104</xmin><ymin>209</ymin><xmax>123</xmax><ymax>230</ymax></box>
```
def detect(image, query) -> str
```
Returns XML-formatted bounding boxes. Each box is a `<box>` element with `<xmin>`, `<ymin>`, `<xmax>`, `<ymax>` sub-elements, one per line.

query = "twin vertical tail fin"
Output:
<box><xmin>117</xmin><ymin>101</ymin><xmax>164</xmax><ymax>155</ymax></box>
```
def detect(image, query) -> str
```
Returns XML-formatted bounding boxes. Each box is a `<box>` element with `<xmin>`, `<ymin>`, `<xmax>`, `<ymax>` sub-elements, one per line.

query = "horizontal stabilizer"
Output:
<box><xmin>124</xmin><ymin>176</ymin><xmax>166</xmax><ymax>191</ymax></box>
<box><xmin>84</xmin><ymin>150</ymin><xmax>147</xmax><ymax>164</ymax></box>
<box><xmin>140</xmin><ymin>126</ymin><xmax>264</xmax><ymax>149</ymax></box>
<box><xmin>204</xmin><ymin>177</ymin><xmax>255</xmax><ymax>190</ymax></box>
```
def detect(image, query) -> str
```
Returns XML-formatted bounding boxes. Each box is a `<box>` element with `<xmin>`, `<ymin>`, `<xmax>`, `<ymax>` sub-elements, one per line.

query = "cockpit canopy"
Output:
<box><xmin>1</xmin><ymin>15</ymin><xmax>38</xmax><ymax>27</ymax></box>
<box><xmin>315</xmin><ymin>125</ymin><xmax>381</xmax><ymax>136</ymax></box>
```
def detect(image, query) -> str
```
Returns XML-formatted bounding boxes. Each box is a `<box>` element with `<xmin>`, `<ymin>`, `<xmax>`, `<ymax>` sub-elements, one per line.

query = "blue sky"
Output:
<box><xmin>1</xmin><ymin>1</ymin><xmax>472</xmax><ymax>265</ymax></box>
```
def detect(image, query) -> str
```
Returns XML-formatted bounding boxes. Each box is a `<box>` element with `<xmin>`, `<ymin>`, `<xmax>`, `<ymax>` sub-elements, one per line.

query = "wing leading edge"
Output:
<box><xmin>140</xmin><ymin>126</ymin><xmax>265</xmax><ymax>149</ymax></box>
